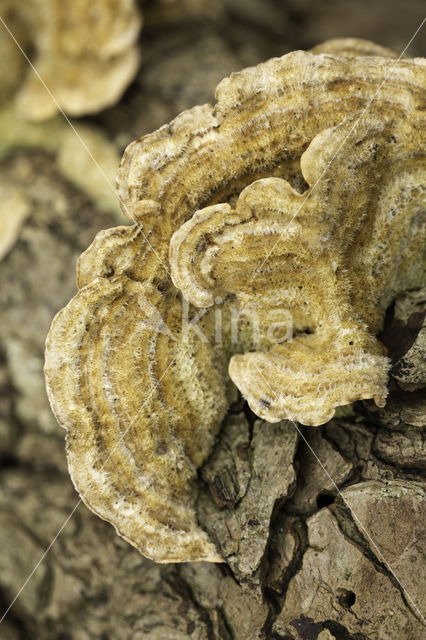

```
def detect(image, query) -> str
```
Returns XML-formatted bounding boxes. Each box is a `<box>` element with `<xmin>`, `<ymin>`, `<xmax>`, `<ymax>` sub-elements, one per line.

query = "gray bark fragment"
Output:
<box><xmin>198</xmin><ymin>416</ymin><xmax>298</xmax><ymax>586</ymax></box>
<box><xmin>273</xmin><ymin>505</ymin><xmax>424</xmax><ymax>640</ymax></box>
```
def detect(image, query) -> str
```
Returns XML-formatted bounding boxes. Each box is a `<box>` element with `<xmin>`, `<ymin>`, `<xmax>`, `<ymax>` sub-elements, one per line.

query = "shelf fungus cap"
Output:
<box><xmin>45</xmin><ymin>268</ymin><xmax>228</xmax><ymax>563</ymax></box>
<box><xmin>1</xmin><ymin>0</ymin><xmax>141</xmax><ymax>120</ymax></box>
<box><xmin>170</xmin><ymin>109</ymin><xmax>426</xmax><ymax>424</ymax></box>
<box><xmin>168</xmin><ymin>46</ymin><xmax>425</xmax><ymax>426</ymax></box>
<box><xmin>45</xmin><ymin>40</ymin><xmax>425</xmax><ymax>562</ymax></box>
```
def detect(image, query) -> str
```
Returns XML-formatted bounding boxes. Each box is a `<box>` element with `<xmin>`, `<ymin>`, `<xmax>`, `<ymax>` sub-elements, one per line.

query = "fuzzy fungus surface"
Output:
<box><xmin>0</xmin><ymin>0</ymin><xmax>141</xmax><ymax>120</ymax></box>
<box><xmin>45</xmin><ymin>39</ymin><xmax>426</xmax><ymax>563</ymax></box>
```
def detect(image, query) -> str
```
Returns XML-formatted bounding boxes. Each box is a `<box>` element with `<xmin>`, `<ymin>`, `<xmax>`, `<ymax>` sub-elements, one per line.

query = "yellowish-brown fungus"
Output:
<box><xmin>0</xmin><ymin>0</ymin><xmax>141</xmax><ymax>120</ymax></box>
<box><xmin>45</xmin><ymin>40</ymin><xmax>426</xmax><ymax>562</ymax></box>
<box><xmin>170</xmin><ymin>114</ymin><xmax>425</xmax><ymax>424</ymax></box>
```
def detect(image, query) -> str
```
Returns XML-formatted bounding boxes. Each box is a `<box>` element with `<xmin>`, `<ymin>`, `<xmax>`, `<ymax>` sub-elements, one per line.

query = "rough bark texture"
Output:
<box><xmin>0</xmin><ymin>2</ymin><xmax>425</xmax><ymax>639</ymax></box>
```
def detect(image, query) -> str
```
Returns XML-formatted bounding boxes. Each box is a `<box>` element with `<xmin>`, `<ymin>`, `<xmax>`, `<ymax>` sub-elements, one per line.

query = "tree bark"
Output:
<box><xmin>0</xmin><ymin>2</ymin><xmax>425</xmax><ymax>638</ymax></box>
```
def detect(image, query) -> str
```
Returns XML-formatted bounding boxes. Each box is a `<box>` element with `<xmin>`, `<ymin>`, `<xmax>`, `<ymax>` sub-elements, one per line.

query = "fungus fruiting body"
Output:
<box><xmin>0</xmin><ymin>0</ymin><xmax>141</xmax><ymax>120</ymax></box>
<box><xmin>45</xmin><ymin>40</ymin><xmax>426</xmax><ymax>562</ymax></box>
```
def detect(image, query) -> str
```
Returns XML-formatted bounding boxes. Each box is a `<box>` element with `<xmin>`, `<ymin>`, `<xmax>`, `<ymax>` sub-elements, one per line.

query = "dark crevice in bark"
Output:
<box><xmin>323</xmin><ymin>417</ymin><xmax>424</xmax><ymax>481</ymax></box>
<box><xmin>164</xmin><ymin>572</ymin><xmax>217</xmax><ymax>640</ymax></box>
<box><xmin>216</xmin><ymin>607</ymin><xmax>235</xmax><ymax>640</ymax></box>
<box><xmin>0</xmin><ymin>585</ymin><xmax>34</xmax><ymax>640</ymax></box>
<box><xmin>329</xmin><ymin>502</ymin><xmax>424</xmax><ymax>624</ymax></box>
<box><xmin>322</xmin><ymin>619</ymin><xmax>367</xmax><ymax>640</ymax></box>
<box><xmin>262</xmin><ymin>516</ymin><xmax>308</xmax><ymax>635</ymax></box>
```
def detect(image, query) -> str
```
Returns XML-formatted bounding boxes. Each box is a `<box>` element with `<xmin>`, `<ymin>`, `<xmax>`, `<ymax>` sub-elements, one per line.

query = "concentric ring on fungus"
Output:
<box><xmin>45</xmin><ymin>39</ymin><xmax>426</xmax><ymax>562</ymax></box>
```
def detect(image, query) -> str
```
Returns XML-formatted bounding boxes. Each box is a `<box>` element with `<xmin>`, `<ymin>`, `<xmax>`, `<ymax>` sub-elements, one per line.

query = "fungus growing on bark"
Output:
<box><xmin>170</xmin><ymin>112</ymin><xmax>425</xmax><ymax>425</ymax></box>
<box><xmin>45</xmin><ymin>40</ymin><xmax>426</xmax><ymax>562</ymax></box>
<box><xmin>0</xmin><ymin>0</ymin><xmax>141</xmax><ymax>120</ymax></box>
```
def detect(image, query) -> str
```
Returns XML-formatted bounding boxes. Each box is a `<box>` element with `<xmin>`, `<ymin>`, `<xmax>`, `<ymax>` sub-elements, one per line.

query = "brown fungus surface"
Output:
<box><xmin>0</xmin><ymin>0</ymin><xmax>141</xmax><ymax>120</ymax></box>
<box><xmin>170</xmin><ymin>113</ymin><xmax>425</xmax><ymax>425</ymax></box>
<box><xmin>45</xmin><ymin>40</ymin><xmax>426</xmax><ymax>563</ymax></box>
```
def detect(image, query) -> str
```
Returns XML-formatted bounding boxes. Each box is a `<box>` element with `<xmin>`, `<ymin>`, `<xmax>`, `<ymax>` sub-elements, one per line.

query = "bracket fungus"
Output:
<box><xmin>0</xmin><ymin>0</ymin><xmax>141</xmax><ymax>120</ymax></box>
<box><xmin>45</xmin><ymin>39</ymin><xmax>426</xmax><ymax>562</ymax></box>
<box><xmin>169</xmin><ymin>112</ymin><xmax>425</xmax><ymax>425</ymax></box>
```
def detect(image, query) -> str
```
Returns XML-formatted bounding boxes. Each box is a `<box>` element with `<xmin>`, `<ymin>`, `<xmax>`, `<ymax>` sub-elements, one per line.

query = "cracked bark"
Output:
<box><xmin>0</xmin><ymin>2</ymin><xmax>425</xmax><ymax>639</ymax></box>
